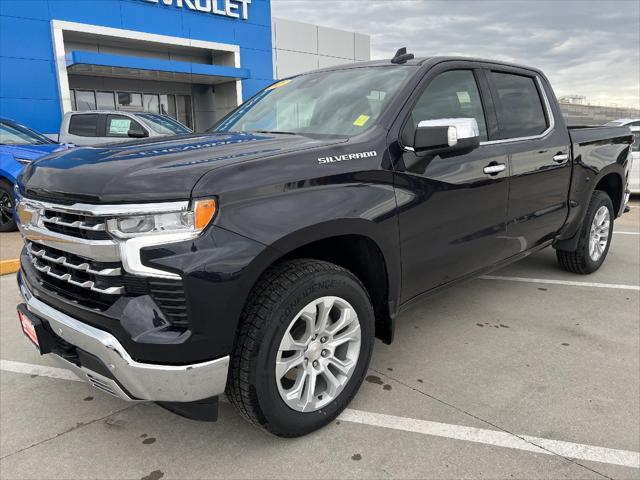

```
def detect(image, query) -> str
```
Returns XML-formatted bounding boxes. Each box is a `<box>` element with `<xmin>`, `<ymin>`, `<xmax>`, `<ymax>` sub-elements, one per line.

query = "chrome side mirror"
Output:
<box><xmin>412</xmin><ymin>118</ymin><xmax>480</xmax><ymax>152</ymax></box>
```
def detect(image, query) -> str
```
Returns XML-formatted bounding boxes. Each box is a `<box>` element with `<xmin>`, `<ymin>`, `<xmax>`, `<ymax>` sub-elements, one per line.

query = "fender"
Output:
<box><xmin>0</xmin><ymin>153</ymin><xmax>20</xmax><ymax>185</ymax></box>
<box><xmin>239</xmin><ymin>218</ymin><xmax>401</xmax><ymax>344</ymax></box>
<box><xmin>554</xmin><ymin>147</ymin><xmax>628</xmax><ymax>250</ymax></box>
<box><xmin>267</xmin><ymin>218</ymin><xmax>399</xmax><ymax>303</ymax></box>
<box><xmin>142</xmin><ymin>218</ymin><xmax>400</xmax><ymax>359</ymax></box>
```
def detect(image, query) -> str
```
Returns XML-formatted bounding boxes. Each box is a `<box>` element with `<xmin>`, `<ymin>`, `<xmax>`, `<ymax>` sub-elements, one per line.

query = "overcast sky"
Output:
<box><xmin>271</xmin><ymin>0</ymin><xmax>640</xmax><ymax>108</ymax></box>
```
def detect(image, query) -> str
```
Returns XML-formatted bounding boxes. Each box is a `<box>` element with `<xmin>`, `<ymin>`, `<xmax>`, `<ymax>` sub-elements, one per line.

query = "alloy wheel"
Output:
<box><xmin>275</xmin><ymin>296</ymin><xmax>361</xmax><ymax>412</ymax></box>
<box><xmin>589</xmin><ymin>205</ymin><xmax>610</xmax><ymax>262</ymax></box>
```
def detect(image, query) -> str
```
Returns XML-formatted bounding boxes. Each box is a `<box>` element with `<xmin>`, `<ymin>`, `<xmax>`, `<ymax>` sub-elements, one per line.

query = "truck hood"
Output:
<box><xmin>19</xmin><ymin>132</ymin><xmax>342</xmax><ymax>203</ymax></box>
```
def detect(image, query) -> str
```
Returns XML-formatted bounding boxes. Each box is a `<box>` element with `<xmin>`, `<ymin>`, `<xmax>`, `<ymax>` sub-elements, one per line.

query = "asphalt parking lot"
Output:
<box><xmin>1</xmin><ymin>202</ymin><xmax>638</xmax><ymax>480</ymax></box>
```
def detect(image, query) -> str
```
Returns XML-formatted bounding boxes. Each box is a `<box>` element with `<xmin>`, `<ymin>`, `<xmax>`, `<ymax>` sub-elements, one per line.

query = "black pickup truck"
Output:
<box><xmin>15</xmin><ymin>51</ymin><xmax>633</xmax><ymax>437</ymax></box>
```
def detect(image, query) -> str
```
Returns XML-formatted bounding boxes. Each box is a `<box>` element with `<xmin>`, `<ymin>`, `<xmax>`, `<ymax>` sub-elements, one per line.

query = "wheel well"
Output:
<box><xmin>279</xmin><ymin>235</ymin><xmax>392</xmax><ymax>343</ymax></box>
<box><xmin>595</xmin><ymin>173</ymin><xmax>622</xmax><ymax>216</ymax></box>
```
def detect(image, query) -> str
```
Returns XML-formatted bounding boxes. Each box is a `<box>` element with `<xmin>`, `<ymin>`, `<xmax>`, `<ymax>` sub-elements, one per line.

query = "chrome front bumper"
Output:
<box><xmin>18</xmin><ymin>275</ymin><xmax>229</xmax><ymax>403</ymax></box>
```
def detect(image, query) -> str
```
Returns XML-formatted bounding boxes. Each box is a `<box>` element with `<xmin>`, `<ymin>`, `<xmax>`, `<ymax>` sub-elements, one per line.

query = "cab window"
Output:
<box><xmin>406</xmin><ymin>70</ymin><xmax>489</xmax><ymax>142</ymax></box>
<box><xmin>68</xmin><ymin>114</ymin><xmax>99</xmax><ymax>137</ymax></box>
<box><xmin>106</xmin><ymin>115</ymin><xmax>145</xmax><ymax>137</ymax></box>
<box><xmin>489</xmin><ymin>72</ymin><xmax>548</xmax><ymax>139</ymax></box>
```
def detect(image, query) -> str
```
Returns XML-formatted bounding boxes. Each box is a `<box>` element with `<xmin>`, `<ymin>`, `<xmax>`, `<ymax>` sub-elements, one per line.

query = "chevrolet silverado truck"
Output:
<box><xmin>15</xmin><ymin>51</ymin><xmax>633</xmax><ymax>437</ymax></box>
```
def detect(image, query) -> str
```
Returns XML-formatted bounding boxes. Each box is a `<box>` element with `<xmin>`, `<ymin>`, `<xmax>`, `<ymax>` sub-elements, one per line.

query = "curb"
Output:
<box><xmin>0</xmin><ymin>259</ymin><xmax>20</xmax><ymax>276</ymax></box>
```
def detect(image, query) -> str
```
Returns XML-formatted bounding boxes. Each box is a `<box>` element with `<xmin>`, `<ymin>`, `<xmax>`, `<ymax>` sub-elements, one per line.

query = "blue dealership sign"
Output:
<box><xmin>0</xmin><ymin>0</ymin><xmax>274</xmax><ymax>134</ymax></box>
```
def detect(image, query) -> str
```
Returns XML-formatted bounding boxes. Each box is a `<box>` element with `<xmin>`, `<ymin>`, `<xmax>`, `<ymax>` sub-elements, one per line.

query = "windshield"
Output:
<box><xmin>138</xmin><ymin>114</ymin><xmax>191</xmax><ymax>135</ymax></box>
<box><xmin>0</xmin><ymin>121</ymin><xmax>54</xmax><ymax>146</ymax></box>
<box><xmin>213</xmin><ymin>66</ymin><xmax>413</xmax><ymax>138</ymax></box>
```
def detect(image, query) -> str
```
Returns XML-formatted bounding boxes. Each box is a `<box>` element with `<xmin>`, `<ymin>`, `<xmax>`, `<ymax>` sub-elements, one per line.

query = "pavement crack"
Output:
<box><xmin>369</xmin><ymin>367</ymin><xmax>614</xmax><ymax>480</ymax></box>
<box><xmin>0</xmin><ymin>404</ymin><xmax>136</xmax><ymax>461</ymax></box>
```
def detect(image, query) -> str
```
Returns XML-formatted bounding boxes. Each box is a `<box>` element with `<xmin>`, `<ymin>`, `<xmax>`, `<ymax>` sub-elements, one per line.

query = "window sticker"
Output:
<box><xmin>109</xmin><ymin>119</ymin><xmax>132</xmax><ymax>135</ymax></box>
<box><xmin>353</xmin><ymin>115</ymin><xmax>370</xmax><ymax>127</ymax></box>
<box><xmin>266</xmin><ymin>79</ymin><xmax>292</xmax><ymax>91</ymax></box>
<box><xmin>456</xmin><ymin>91</ymin><xmax>471</xmax><ymax>104</ymax></box>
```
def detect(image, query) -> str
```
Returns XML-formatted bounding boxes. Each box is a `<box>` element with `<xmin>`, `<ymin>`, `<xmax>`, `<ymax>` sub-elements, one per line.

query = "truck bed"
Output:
<box><xmin>568</xmin><ymin>125</ymin><xmax>633</xmax><ymax>146</ymax></box>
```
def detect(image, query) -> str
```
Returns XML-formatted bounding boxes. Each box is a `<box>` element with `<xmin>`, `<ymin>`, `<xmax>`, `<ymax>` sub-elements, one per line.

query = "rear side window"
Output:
<box><xmin>68</xmin><ymin>114</ymin><xmax>99</xmax><ymax>137</ymax></box>
<box><xmin>106</xmin><ymin>115</ymin><xmax>145</xmax><ymax>137</ymax></box>
<box><xmin>490</xmin><ymin>72</ymin><xmax>548</xmax><ymax>139</ymax></box>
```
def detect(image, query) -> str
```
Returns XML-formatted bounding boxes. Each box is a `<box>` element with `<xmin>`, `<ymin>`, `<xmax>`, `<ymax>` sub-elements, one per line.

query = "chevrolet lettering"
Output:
<box><xmin>145</xmin><ymin>0</ymin><xmax>251</xmax><ymax>20</ymax></box>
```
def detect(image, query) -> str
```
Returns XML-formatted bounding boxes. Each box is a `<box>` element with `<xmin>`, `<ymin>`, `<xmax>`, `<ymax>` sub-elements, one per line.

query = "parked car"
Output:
<box><xmin>59</xmin><ymin>111</ymin><xmax>192</xmax><ymax>146</ymax></box>
<box><xmin>605</xmin><ymin>118</ymin><xmax>639</xmax><ymax>194</ymax></box>
<box><xmin>0</xmin><ymin>118</ymin><xmax>71</xmax><ymax>232</ymax></box>
<box><xmin>15</xmin><ymin>52</ymin><xmax>633</xmax><ymax>437</ymax></box>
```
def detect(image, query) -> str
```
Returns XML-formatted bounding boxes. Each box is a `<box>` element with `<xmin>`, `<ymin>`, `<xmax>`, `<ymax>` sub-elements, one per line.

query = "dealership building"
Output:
<box><xmin>0</xmin><ymin>0</ymin><xmax>370</xmax><ymax>134</ymax></box>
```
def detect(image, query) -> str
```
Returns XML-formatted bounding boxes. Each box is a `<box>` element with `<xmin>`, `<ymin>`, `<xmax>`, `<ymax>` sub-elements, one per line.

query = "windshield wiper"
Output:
<box><xmin>254</xmin><ymin>130</ymin><xmax>298</xmax><ymax>135</ymax></box>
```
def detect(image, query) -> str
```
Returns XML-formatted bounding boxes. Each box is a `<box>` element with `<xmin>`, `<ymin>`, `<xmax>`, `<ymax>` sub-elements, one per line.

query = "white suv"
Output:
<box><xmin>59</xmin><ymin>111</ymin><xmax>192</xmax><ymax>146</ymax></box>
<box><xmin>606</xmin><ymin>118</ymin><xmax>639</xmax><ymax>194</ymax></box>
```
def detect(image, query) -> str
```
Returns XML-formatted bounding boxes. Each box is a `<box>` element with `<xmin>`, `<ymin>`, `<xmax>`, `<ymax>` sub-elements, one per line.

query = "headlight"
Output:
<box><xmin>15</xmin><ymin>158</ymin><xmax>32</xmax><ymax>165</ymax></box>
<box><xmin>106</xmin><ymin>199</ymin><xmax>217</xmax><ymax>239</ymax></box>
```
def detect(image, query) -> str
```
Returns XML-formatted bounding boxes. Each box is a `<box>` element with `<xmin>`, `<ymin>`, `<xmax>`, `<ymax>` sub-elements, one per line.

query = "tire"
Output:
<box><xmin>556</xmin><ymin>190</ymin><xmax>614</xmax><ymax>274</ymax></box>
<box><xmin>0</xmin><ymin>180</ymin><xmax>17</xmax><ymax>233</ymax></box>
<box><xmin>226</xmin><ymin>259</ymin><xmax>374</xmax><ymax>437</ymax></box>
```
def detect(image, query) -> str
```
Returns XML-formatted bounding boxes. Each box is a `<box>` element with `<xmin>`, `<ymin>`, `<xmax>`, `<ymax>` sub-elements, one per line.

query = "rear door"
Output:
<box><xmin>393</xmin><ymin>64</ymin><xmax>511</xmax><ymax>301</ymax></box>
<box><xmin>486</xmin><ymin>69</ymin><xmax>572</xmax><ymax>254</ymax></box>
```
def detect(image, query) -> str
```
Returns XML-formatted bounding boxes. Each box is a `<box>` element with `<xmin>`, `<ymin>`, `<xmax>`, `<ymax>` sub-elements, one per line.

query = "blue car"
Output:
<box><xmin>0</xmin><ymin>118</ymin><xmax>70</xmax><ymax>231</ymax></box>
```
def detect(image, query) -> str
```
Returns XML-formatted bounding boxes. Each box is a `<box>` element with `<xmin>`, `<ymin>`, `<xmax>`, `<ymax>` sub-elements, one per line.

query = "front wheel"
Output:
<box><xmin>227</xmin><ymin>259</ymin><xmax>374</xmax><ymax>437</ymax></box>
<box><xmin>556</xmin><ymin>190</ymin><xmax>614</xmax><ymax>274</ymax></box>
<box><xmin>0</xmin><ymin>180</ymin><xmax>17</xmax><ymax>232</ymax></box>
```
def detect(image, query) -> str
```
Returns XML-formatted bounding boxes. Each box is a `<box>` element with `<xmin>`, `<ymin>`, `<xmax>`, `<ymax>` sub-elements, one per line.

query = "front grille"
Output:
<box><xmin>41</xmin><ymin>209</ymin><xmax>111</xmax><ymax>240</ymax></box>
<box><xmin>26</xmin><ymin>241</ymin><xmax>188</xmax><ymax>326</ymax></box>
<box><xmin>27</xmin><ymin>242</ymin><xmax>123</xmax><ymax>295</ymax></box>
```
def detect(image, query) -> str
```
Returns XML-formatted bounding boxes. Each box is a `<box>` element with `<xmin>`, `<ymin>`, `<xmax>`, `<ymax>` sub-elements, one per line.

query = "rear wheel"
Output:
<box><xmin>556</xmin><ymin>190</ymin><xmax>614</xmax><ymax>274</ymax></box>
<box><xmin>226</xmin><ymin>259</ymin><xmax>374</xmax><ymax>437</ymax></box>
<box><xmin>0</xmin><ymin>180</ymin><xmax>17</xmax><ymax>232</ymax></box>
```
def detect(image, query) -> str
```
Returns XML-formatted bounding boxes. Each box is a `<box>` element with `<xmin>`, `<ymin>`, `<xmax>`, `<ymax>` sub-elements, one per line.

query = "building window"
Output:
<box><xmin>70</xmin><ymin>89</ymin><xmax>193</xmax><ymax>129</ymax></box>
<box><xmin>117</xmin><ymin>92</ymin><xmax>143</xmax><ymax>111</ymax></box>
<box><xmin>160</xmin><ymin>94</ymin><xmax>176</xmax><ymax>118</ymax></box>
<box><xmin>96</xmin><ymin>91</ymin><xmax>116</xmax><ymax>110</ymax></box>
<box><xmin>176</xmin><ymin>95</ymin><xmax>193</xmax><ymax>129</ymax></box>
<box><xmin>75</xmin><ymin>91</ymin><xmax>96</xmax><ymax>111</ymax></box>
<box><xmin>144</xmin><ymin>94</ymin><xmax>160</xmax><ymax>114</ymax></box>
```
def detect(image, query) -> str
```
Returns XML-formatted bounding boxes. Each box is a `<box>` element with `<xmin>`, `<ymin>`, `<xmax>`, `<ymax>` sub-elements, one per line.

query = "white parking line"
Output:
<box><xmin>2</xmin><ymin>359</ymin><xmax>639</xmax><ymax>469</ymax></box>
<box><xmin>480</xmin><ymin>275</ymin><xmax>640</xmax><ymax>291</ymax></box>
<box><xmin>614</xmin><ymin>231</ymin><xmax>640</xmax><ymax>235</ymax></box>
<box><xmin>340</xmin><ymin>409</ymin><xmax>640</xmax><ymax>469</ymax></box>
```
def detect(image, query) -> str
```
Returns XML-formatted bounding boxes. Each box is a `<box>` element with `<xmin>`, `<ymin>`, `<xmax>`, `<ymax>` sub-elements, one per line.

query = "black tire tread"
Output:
<box><xmin>226</xmin><ymin>258</ymin><xmax>366</xmax><ymax>436</ymax></box>
<box><xmin>0</xmin><ymin>179</ymin><xmax>17</xmax><ymax>233</ymax></box>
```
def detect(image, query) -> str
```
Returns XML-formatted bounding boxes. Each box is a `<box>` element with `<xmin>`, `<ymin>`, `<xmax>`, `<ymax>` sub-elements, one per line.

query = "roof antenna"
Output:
<box><xmin>391</xmin><ymin>47</ymin><xmax>414</xmax><ymax>64</ymax></box>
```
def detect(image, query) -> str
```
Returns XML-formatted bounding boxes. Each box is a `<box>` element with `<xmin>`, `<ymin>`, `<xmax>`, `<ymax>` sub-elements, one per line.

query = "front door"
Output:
<box><xmin>393</xmin><ymin>67</ymin><xmax>510</xmax><ymax>302</ymax></box>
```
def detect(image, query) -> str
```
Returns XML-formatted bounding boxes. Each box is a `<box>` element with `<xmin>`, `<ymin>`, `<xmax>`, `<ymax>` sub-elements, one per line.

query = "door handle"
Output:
<box><xmin>553</xmin><ymin>153</ymin><xmax>569</xmax><ymax>163</ymax></box>
<box><xmin>483</xmin><ymin>163</ymin><xmax>506</xmax><ymax>175</ymax></box>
